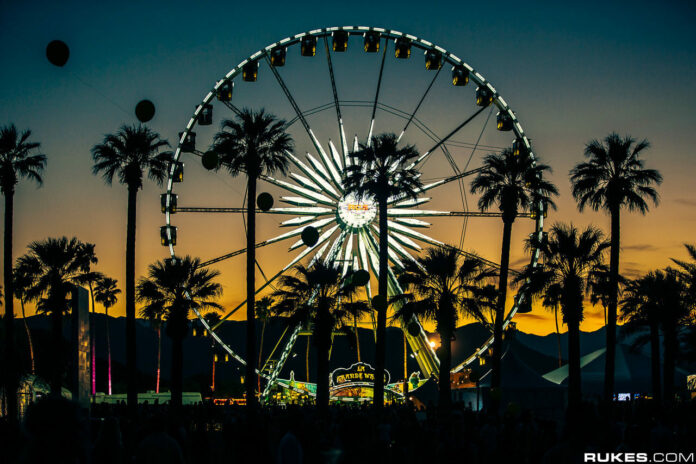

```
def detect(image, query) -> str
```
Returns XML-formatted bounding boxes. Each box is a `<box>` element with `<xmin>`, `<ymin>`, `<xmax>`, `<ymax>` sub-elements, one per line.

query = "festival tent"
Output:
<box><xmin>542</xmin><ymin>344</ymin><xmax>689</xmax><ymax>397</ymax></box>
<box><xmin>455</xmin><ymin>349</ymin><xmax>566</xmax><ymax>417</ymax></box>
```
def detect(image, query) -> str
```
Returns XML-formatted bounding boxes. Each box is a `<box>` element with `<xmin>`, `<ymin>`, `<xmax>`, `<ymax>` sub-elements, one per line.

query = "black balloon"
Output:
<box><xmin>257</xmin><ymin>192</ymin><xmax>274</xmax><ymax>211</ymax></box>
<box><xmin>351</xmin><ymin>269</ymin><xmax>370</xmax><ymax>286</ymax></box>
<box><xmin>46</xmin><ymin>40</ymin><xmax>69</xmax><ymax>67</ymax></box>
<box><xmin>201</xmin><ymin>151</ymin><xmax>219</xmax><ymax>170</ymax></box>
<box><xmin>301</xmin><ymin>226</ymin><xmax>319</xmax><ymax>247</ymax></box>
<box><xmin>407</xmin><ymin>321</ymin><xmax>421</xmax><ymax>337</ymax></box>
<box><xmin>135</xmin><ymin>99</ymin><xmax>156</xmax><ymax>122</ymax></box>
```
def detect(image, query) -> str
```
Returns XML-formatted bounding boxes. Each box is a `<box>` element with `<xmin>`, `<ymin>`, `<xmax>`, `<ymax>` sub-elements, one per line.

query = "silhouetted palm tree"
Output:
<box><xmin>92</xmin><ymin>124</ymin><xmax>170</xmax><ymax>413</ymax></box>
<box><xmin>139</xmin><ymin>300</ymin><xmax>165</xmax><ymax>395</ymax></box>
<box><xmin>76</xmin><ymin>245</ymin><xmax>102</xmax><ymax>396</ymax></box>
<box><xmin>0</xmin><ymin>124</ymin><xmax>46</xmax><ymax>420</ymax></box>
<box><xmin>522</xmin><ymin>224</ymin><xmax>608</xmax><ymax>415</ymax></box>
<box><xmin>136</xmin><ymin>256</ymin><xmax>222</xmax><ymax>408</ymax></box>
<box><xmin>343</xmin><ymin>133</ymin><xmax>423</xmax><ymax>410</ymax></box>
<box><xmin>621</xmin><ymin>273</ymin><xmax>664</xmax><ymax>403</ymax></box>
<box><xmin>256</xmin><ymin>296</ymin><xmax>273</xmax><ymax>392</ymax></box>
<box><xmin>212</xmin><ymin>108</ymin><xmax>292</xmax><ymax>412</ymax></box>
<box><xmin>271</xmin><ymin>262</ymin><xmax>369</xmax><ymax>413</ymax></box>
<box><xmin>94</xmin><ymin>276</ymin><xmax>120</xmax><ymax>395</ymax></box>
<box><xmin>570</xmin><ymin>133</ymin><xmax>662</xmax><ymax>401</ymax></box>
<box><xmin>395</xmin><ymin>245</ymin><xmax>495</xmax><ymax>412</ymax></box>
<box><xmin>13</xmin><ymin>261</ymin><xmax>37</xmax><ymax>374</ymax></box>
<box><xmin>470</xmin><ymin>148</ymin><xmax>557</xmax><ymax>397</ymax></box>
<box><xmin>16</xmin><ymin>237</ymin><xmax>96</xmax><ymax>394</ymax></box>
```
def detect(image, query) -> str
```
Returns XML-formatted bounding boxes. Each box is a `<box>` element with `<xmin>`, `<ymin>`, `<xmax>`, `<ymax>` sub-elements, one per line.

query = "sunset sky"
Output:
<box><xmin>1</xmin><ymin>0</ymin><xmax>695</xmax><ymax>337</ymax></box>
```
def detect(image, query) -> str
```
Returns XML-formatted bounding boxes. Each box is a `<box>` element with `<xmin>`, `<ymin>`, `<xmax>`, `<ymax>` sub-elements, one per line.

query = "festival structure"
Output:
<box><xmin>160</xmin><ymin>26</ymin><xmax>546</xmax><ymax>402</ymax></box>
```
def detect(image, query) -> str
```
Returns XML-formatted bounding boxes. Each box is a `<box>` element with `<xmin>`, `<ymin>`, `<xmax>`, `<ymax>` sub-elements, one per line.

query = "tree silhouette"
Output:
<box><xmin>92</xmin><ymin>124</ymin><xmax>170</xmax><ymax>414</ymax></box>
<box><xmin>570</xmin><ymin>133</ymin><xmax>662</xmax><ymax>402</ymax></box>
<box><xmin>16</xmin><ymin>237</ymin><xmax>96</xmax><ymax>394</ymax></box>
<box><xmin>395</xmin><ymin>245</ymin><xmax>495</xmax><ymax>413</ymax></box>
<box><xmin>471</xmin><ymin>148</ymin><xmax>557</xmax><ymax>401</ymax></box>
<box><xmin>0</xmin><ymin>124</ymin><xmax>46</xmax><ymax>420</ymax></box>
<box><xmin>521</xmin><ymin>224</ymin><xmax>608</xmax><ymax>416</ymax></box>
<box><xmin>136</xmin><ymin>256</ymin><xmax>222</xmax><ymax>408</ymax></box>
<box><xmin>343</xmin><ymin>133</ymin><xmax>423</xmax><ymax>410</ymax></box>
<box><xmin>94</xmin><ymin>276</ymin><xmax>120</xmax><ymax>395</ymax></box>
<box><xmin>271</xmin><ymin>262</ymin><xmax>369</xmax><ymax>413</ymax></box>
<box><xmin>212</xmin><ymin>108</ymin><xmax>292</xmax><ymax>412</ymax></box>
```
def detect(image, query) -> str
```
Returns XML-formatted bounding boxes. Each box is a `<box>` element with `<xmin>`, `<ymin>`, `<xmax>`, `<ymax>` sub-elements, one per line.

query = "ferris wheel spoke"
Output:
<box><xmin>367</xmin><ymin>37</ymin><xmax>389</xmax><ymax>144</ymax></box>
<box><xmin>214</xmin><ymin>223</ymin><xmax>340</xmax><ymax>326</ymax></box>
<box><xmin>387</xmin><ymin>167</ymin><xmax>483</xmax><ymax>205</ymax></box>
<box><xmin>305</xmin><ymin>152</ymin><xmax>342</xmax><ymax>193</ymax></box>
<box><xmin>177</xmin><ymin>206</ymin><xmax>332</xmax><ymax>215</ymax></box>
<box><xmin>322</xmin><ymin>36</ymin><xmax>349</xmax><ymax>164</ymax></box>
<box><xmin>288</xmin><ymin>222</ymin><xmax>340</xmax><ymax>251</ymax></box>
<box><xmin>406</xmin><ymin>106</ymin><xmax>488</xmax><ymax>170</ymax></box>
<box><xmin>397</xmin><ymin>67</ymin><xmax>442</xmax><ymax>142</ymax></box>
<box><xmin>285</xmin><ymin>151</ymin><xmax>340</xmax><ymax>199</ymax></box>
<box><xmin>341</xmin><ymin>232</ymin><xmax>354</xmax><ymax>275</ymax></box>
<box><xmin>364</xmin><ymin>227</ymin><xmax>404</xmax><ymax>269</ymax></box>
<box><xmin>221</xmin><ymin>101</ymin><xmax>242</xmax><ymax>116</ymax></box>
<box><xmin>260</xmin><ymin>175</ymin><xmax>336</xmax><ymax>206</ymax></box>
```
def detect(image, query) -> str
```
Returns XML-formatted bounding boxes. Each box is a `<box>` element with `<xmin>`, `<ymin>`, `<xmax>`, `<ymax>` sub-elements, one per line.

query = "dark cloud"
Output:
<box><xmin>622</xmin><ymin>244</ymin><xmax>659</xmax><ymax>252</ymax></box>
<box><xmin>675</xmin><ymin>198</ymin><xmax>696</xmax><ymax>207</ymax></box>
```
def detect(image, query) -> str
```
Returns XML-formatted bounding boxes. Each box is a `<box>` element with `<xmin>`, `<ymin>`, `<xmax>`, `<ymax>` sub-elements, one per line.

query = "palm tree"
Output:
<box><xmin>75</xmin><ymin>246</ymin><xmax>102</xmax><ymax>396</ymax></box>
<box><xmin>16</xmin><ymin>237</ymin><xmax>96</xmax><ymax>395</ymax></box>
<box><xmin>211</xmin><ymin>108</ymin><xmax>293</xmax><ymax>412</ymax></box>
<box><xmin>470</xmin><ymin>148</ymin><xmax>557</xmax><ymax>398</ymax></box>
<box><xmin>136</xmin><ymin>256</ymin><xmax>222</xmax><ymax>408</ymax></box>
<box><xmin>395</xmin><ymin>245</ymin><xmax>495</xmax><ymax>413</ymax></box>
<box><xmin>521</xmin><ymin>224</ymin><xmax>608</xmax><ymax>415</ymax></box>
<box><xmin>570</xmin><ymin>133</ymin><xmax>662</xmax><ymax>401</ymax></box>
<box><xmin>0</xmin><ymin>124</ymin><xmax>46</xmax><ymax>420</ymax></box>
<box><xmin>94</xmin><ymin>276</ymin><xmax>120</xmax><ymax>395</ymax></box>
<box><xmin>14</xmin><ymin>261</ymin><xmax>37</xmax><ymax>375</ymax></box>
<box><xmin>343</xmin><ymin>133</ymin><xmax>423</xmax><ymax>410</ymax></box>
<box><xmin>256</xmin><ymin>296</ymin><xmax>273</xmax><ymax>392</ymax></box>
<box><xmin>620</xmin><ymin>273</ymin><xmax>663</xmax><ymax>403</ymax></box>
<box><xmin>139</xmin><ymin>302</ymin><xmax>165</xmax><ymax>395</ymax></box>
<box><xmin>92</xmin><ymin>124</ymin><xmax>171</xmax><ymax>413</ymax></box>
<box><xmin>271</xmin><ymin>261</ymin><xmax>369</xmax><ymax>413</ymax></box>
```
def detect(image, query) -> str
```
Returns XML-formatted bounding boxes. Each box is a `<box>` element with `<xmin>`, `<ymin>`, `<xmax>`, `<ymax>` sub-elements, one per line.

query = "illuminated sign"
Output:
<box><xmin>337</xmin><ymin>194</ymin><xmax>377</xmax><ymax>228</ymax></box>
<box><xmin>330</xmin><ymin>362</ymin><xmax>390</xmax><ymax>389</ymax></box>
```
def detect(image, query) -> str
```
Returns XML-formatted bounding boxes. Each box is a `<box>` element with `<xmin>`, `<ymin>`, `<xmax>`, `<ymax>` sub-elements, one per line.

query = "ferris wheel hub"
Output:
<box><xmin>337</xmin><ymin>193</ymin><xmax>377</xmax><ymax>229</ymax></box>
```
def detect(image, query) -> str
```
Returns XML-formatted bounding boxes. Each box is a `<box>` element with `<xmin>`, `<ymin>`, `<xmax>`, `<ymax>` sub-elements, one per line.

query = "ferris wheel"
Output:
<box><xmin>161</xmin><ymin>26</ymin><xmax>545</xmax><ymax>401</ymax></box>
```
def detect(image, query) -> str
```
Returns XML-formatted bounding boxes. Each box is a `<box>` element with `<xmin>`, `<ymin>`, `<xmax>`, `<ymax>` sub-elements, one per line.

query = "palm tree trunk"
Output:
<box><xmin>3</xmin><ymin>189</ymin><xmax>18</xmax><ymax>420</ymax></box>
<box><xmin>492</xmin><ymin>219</ymin><xmax>513</xmax><ymax>404</ymax></box>
<box><xmin>315</xmin><ymin>316</ymin><xmax>331</xmax><ymax>415</ymax></box>
<box><xmin>257</xmin><ymin>319</ymin><xmax>266</xmax><ymax>393</ymax></box>
<box><xmin>50</xmin><ymin>291</ymin><xmax>65</xmax><ymax>396</ymax></box>
<box><xmin>355</xmin><ymin>316</ymin><xmax>361</xmax><ymax>362</ymax></box>
<box><xmin>89</xmin><ymin>282</ymin><xmax>96</xmax><ymax>396</ymax></box>
<box><xmin>374</xmin><ymin>196</ymin><xmax>389</xmax><ymax>411</ymax></box>
<box><xmin>245</xmin><ymin>175</ymin><xmax>258</xmax><ymax>412</ymax></box>
<box><xmin>567</xmin><ymin>316</ymin><xmax>582</xmax><ymax>422</ymax></box>
<box><xmin>20</xmin><ymin>300</ymin><xmax>35</xmax><ymax>374</ymax></box>
<box><xmin>662</xmin><ymin>322</ymin><xmax>676</xmax><ymax>405</ymax></box>
<box><xmin>106</xmin><ymin>307</ymin><xmax>112</xmax><ymax>395</ymax></box>
<box><xmin>649</xmin><ymin>318</ymin><xmax>661</xmax><ymax>404</ymax></box>
<box><xmin>211</xmin><ymin>355</ymin><xmax>216</xmax><ymax>392</ymax></box>
<box><xmin>403</xmin><ymin>331</ymin><xmax>408</xmax><ymax>400</ymax></box>
<box><xmin>171</xmin><ymin>333</ymin><xmax>183</xmax><ymax>409</ymax></box>
<box><xmin>306</xmin><ymin>335</ymin><xmax>311</xmax><ymax>382</ymax></box>
<box><xmin>125</xmin><ymin>185</ymin><xmax>138</xmax><ymax>415</ymax></box>
<box><xmin>438</xmin><ymin>330</ymin><xmax>452</xmax><ymax>415</ymax></box>
<box><xmin>554</xmin><ymin>306</ymin><xmax>562</xmax><ymax>368</ymax></box>
<box><xmin>604</xmin><ymin>207</ymin><xmax>620</xmax><ymax>403</ymax></box>
<box><xmin>155</xmin><ymin>323</ymin><xmax>162</xmax><ymax>394</ymax></box>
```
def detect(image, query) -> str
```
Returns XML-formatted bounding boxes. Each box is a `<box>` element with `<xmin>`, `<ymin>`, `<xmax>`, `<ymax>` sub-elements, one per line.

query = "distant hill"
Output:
<box><xmin>13</xmin><ymin>314</ymin><xmax>685</xmax><ymax>394</ymax></box>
